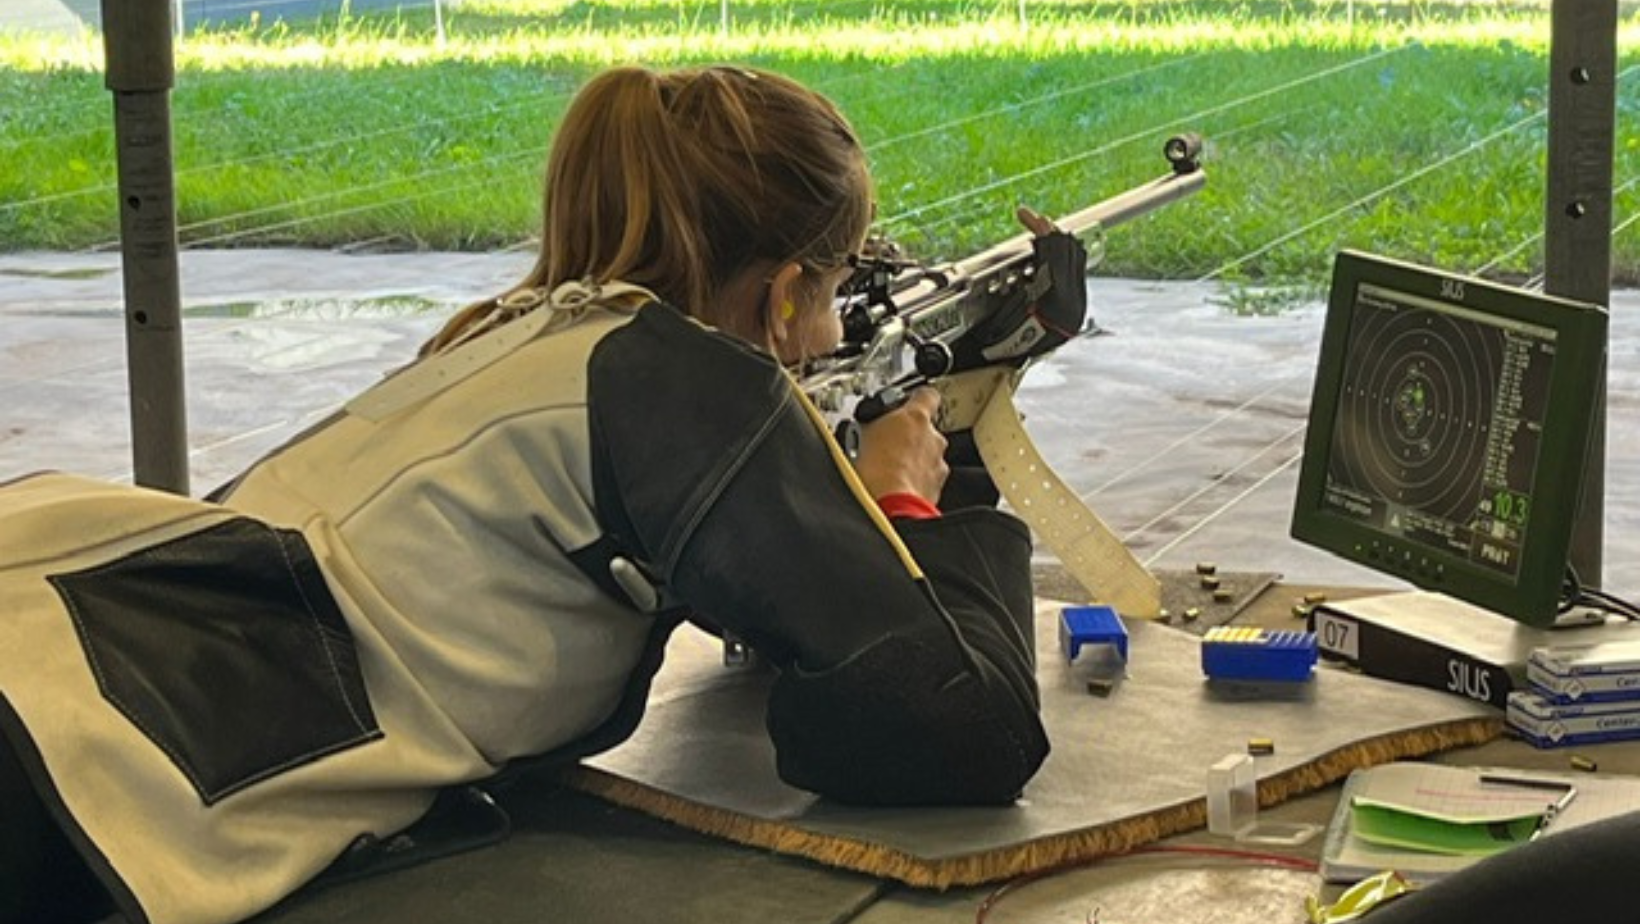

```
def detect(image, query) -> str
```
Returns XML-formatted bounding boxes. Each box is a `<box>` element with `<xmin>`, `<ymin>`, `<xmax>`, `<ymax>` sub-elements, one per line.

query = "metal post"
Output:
<box><xmin>1544</xmin><ymin>0</ymin><xmax>1616</xmax><ymax>587</ymax></box>
<box><xmin>102</xmin><ymin>0</ymin><xmax>190</xmax><ymax>495</ymax></box>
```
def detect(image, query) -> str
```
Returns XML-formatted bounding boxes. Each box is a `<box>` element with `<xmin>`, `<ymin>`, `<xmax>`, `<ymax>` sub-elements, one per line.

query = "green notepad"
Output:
<box><xmin>1323</xmin><ymin>763</ymin><xmax>1640</xmax><ymax>885</ymax></box>
<box><xmin>1350</xmin><ymin>803</ymin><xmax>1539</xmax><ymax>856</ymax></box>
<box><xmin>1343</xmin><ymin>762</ymin><xmax>1558</xmax><ymax>856</ymax></box>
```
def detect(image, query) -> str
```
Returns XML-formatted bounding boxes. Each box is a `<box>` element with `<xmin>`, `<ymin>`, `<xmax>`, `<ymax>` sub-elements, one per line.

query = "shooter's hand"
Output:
<box><xmin>950</xmin><ymin>206</ymin><xmax>1090</xmax><ymax>370</ymax></box>
<box><xmin>1018</xmin><ymin>202</ymin><xmax>1090</xmax><ymax>344</ymax></box>
<box><xmin>855</xmin><ymin>387</ymin><xmax>949</xmax><ymax>505</ymax></box>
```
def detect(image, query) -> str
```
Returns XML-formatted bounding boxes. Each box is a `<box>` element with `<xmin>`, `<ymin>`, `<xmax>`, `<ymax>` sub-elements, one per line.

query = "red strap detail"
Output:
<box><xmin>876</xmin><ymin>492</ymin><xmax>942</xmax><ymax>520</ymax></box>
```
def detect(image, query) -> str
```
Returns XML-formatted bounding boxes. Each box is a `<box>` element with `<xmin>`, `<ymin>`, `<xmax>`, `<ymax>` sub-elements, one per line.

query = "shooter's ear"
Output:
<box><xmin>765</xmin><ymin>262</ymin><xmax>805</xmax><ymax>347</ymax></box>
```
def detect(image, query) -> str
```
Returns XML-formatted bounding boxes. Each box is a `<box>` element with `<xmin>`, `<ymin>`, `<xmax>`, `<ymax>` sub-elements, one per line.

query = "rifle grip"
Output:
<box><xmin>836</xmin><ymin>386</ymin><xmax>912</xmax><ymax>462</ymax></box>
<box><xmin>834</xmin><ymin>419</ymin><xmax>862</xmax><ymax>461</ymax></box>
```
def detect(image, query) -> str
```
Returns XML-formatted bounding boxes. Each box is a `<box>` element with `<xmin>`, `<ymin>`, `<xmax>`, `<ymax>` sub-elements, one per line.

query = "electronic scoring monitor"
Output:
<box><xmin>1290</xmin><ymin>250</ymin><xmax>1608</xmax><ymax>628</ymax></box>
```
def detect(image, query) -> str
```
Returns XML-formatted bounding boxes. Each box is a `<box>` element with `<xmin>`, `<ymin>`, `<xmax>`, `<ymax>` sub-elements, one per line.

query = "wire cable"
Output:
<box><xmin>881</xmin><ymin>44</ymin><xmax>1411</xmax><ymax>232</ymax></box>
<box><xmin>1141</xmin><ymin>449</ymin><xmax>1305</xmax><ymax>568</ymax></box>
<box><xmin>1076</xmin><ymin>375</ymin><xmax>1306</xmax><ymax>502</ymax></box>
<box><xmin>1120</xmin><ymin>423</ymin><xmax>1308</xmax><ymax>546</ymax></box>
<box><xmin>1561</xmin><ymin>566</ymin><xmax>1640</xmax><ymax>620</ymax></box>
<box><xmin>0</xmin><ymin>86</ymin><xmax>574</xmax><ymax>216</ymax></box>
<box><xmin>28</xmin><ymin>39</ymin><xmax>1400</xmax><ymax>256</ymax></box>
<box><xmin>865</xmin><ymin>52</ymin><xmax>1216</xmax><ymax>155</ymax></box>
<box><xmin>93</xmin><ymin>145</ymin><xmax>539</xmax><ymax>251</ymax></box>
<box><xmin>1198</xmin><ymin>107</ymin><xmax>1547</xmax><ymax>283</ymax></box>
<box><xmin>1472</xmin><ymin>169</ymin><xmax>1640</xmax><ymax>281</ymax></box>
<box><xmin>23</xmin><ymin>58</ymin><xmax>892</xmax><ymax>246</ymax></box>
<box><xmin>64</xmin><ymin>50</ymin><xmax>1208</xmax><ymax>252</ymax></box>
<box><xmin>177</xmin><ymin>159</ymin><xmax>538</xmax><ymax>248</ymax></box>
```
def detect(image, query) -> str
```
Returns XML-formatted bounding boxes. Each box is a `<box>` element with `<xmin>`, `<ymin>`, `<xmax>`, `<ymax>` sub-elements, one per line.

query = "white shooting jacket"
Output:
<box><xmin>0</xmin><ymin>284</ymin><xmax>656</xmax><ymax>924</ymax></box>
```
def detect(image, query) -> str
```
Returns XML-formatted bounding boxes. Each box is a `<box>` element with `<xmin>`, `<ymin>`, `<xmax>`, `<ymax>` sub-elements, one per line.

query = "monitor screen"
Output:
<box><xmin>1290</xmin><ymin>250</ymin><xmax>1607</xmax><ymax>627</ymax></box>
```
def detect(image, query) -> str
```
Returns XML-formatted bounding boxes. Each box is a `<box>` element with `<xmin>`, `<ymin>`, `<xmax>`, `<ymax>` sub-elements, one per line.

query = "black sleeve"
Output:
<box><xmin>1359</xmin><ymin>809</ymin><xmax>1640</xmax><ymax>924</ymax></box>
<box><xmin>938</xmin><ymin>429</ymin><xmax>1001</xmax><ymax>510</ymax></box>
<box><xmin>587</xmin><ymin>304</ymin><xmax>1049</xmax><ymax>806</ymax></box>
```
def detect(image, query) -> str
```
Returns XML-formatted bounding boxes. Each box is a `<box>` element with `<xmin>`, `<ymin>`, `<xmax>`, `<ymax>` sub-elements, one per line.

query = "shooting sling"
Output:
<box><xmin>931</xmin><ymin>367</ymin><xmax>1162</xmax><ymax>618</ymax></box>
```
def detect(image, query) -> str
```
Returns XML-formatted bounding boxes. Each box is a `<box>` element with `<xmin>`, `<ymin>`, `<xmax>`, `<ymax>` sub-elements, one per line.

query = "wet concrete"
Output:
<box><xmin>2</xmin><ymin>248</ymin><xmax>1635</xmax><ymax>598</ymax></box>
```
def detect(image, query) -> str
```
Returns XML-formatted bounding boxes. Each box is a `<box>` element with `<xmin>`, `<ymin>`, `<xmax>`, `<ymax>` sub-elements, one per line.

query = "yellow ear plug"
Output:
<box><xmin>780</xmin><ymin>301</ymin><xmax>796</xmax><ymax>320</ymax></box>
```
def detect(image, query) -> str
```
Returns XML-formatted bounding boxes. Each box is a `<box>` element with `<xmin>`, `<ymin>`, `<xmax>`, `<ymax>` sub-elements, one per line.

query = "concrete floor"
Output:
<box><xmin>4</xmin><ymin>249</ymin><xmax>1639</xmax><ymax>923</ymax></box>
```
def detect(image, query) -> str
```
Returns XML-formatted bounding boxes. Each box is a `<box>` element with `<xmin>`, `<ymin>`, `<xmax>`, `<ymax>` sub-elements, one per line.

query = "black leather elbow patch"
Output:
<box><xmin>49</xmin><ymin>518</ymin><xmax>382</xmax><ymax>805</ymax></box>
<box><xmin>766</xmin><ymin>633</ymin><xmax>1047</xmax><ymax>806</ymax></box>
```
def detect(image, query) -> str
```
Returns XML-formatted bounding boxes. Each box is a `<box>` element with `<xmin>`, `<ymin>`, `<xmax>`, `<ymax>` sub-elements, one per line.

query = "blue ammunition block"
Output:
<box><xmin>1060</xmin><ymin>605</ymin><xmax>1128</xmax><ymax>664</ymax></box>
<box><xmin>1201</xmin><ymin>626</ymin><xmax>1317</xmax><ymax>682</ymax></box>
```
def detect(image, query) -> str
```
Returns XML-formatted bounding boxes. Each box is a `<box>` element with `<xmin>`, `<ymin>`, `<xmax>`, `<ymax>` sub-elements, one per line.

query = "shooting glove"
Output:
<box><xmin>951</xmin><ymin>230</ymin><xmax>1090</xmax><ymax>373</ymax></box>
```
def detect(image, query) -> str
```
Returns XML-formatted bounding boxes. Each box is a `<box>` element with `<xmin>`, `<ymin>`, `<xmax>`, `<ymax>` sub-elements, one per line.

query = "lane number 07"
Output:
<box><xmin>1313</xmin><ymin>611</ymin><xmax>1359</xmax><ymax>660</ymax></box>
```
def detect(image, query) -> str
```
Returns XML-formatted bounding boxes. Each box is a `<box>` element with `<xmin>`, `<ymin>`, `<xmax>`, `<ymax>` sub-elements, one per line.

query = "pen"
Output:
<box><xmin>1477</xmin><ymin>774</ymin><xmax>1578</xmax><ymax>840</ymax></box>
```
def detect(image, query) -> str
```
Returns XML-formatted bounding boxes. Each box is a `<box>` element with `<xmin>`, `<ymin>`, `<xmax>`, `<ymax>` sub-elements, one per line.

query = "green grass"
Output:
<box><xmin>2</xmin><ymin>0</ymin><xmax>1638</xmax><ymax>291</ymax></box>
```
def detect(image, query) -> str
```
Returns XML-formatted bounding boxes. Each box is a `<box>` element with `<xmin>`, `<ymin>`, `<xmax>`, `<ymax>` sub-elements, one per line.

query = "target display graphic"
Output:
<box><xmin>1318</xmin><ymin>284</ymin><xmax>1555</xmax><ymax>578</ymax></box>
<box><xmin>1332</xmin><ymin>307</ymin><xmax>1495</xmax><ymax>521</ymax></box>
<box><xmin>1292</xmin><ymin>251</ymin><xmax>1608</xmax><ymax>627</ymax></box>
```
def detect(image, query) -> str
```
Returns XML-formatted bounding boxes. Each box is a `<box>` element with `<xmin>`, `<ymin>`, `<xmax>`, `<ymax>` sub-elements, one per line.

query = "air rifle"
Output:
<box><xmin>726</xmin><ymin>137</ymin><xmax>1209</xmax><ymax>665</ymax></box>
<box><xmin>803</xmin><ymin>134</ymin><xmax>1206</xmax><ymax>444</ymax></box>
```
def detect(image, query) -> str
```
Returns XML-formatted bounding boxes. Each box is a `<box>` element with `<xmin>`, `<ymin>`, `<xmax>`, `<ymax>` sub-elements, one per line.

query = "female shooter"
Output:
<box><xmin>0</xmin><ymin>65</ymin><xmax>1075</xmax><ymax>924</ymax></box>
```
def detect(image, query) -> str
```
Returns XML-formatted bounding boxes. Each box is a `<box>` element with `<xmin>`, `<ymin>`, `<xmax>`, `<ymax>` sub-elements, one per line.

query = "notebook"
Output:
<box><xmin>1320</xmin><ymin>762</ymin><xmax>1640</xmax><ymax>885</ymax></box>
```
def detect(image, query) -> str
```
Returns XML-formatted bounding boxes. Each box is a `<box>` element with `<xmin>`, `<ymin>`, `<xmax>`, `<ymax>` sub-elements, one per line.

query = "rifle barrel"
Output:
<box><xmin>955</xmin><ymin>168</ymin><xmax>1208</xmax><ymax>279</ymax></box>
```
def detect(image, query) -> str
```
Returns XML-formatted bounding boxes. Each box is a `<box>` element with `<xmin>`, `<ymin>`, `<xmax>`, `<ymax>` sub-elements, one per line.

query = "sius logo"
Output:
<box><xmin>1447</xmin><ymin>659</ymin><xmax>1491</xmax><ymax>703</ymax></box>
<box><xmin>1440</xmin><ymin>278</ymin><xmax>1466</xmax><ymax>301</ymax></box>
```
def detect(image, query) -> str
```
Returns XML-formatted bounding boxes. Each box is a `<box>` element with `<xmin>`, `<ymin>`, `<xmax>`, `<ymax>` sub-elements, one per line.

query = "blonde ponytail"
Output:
<box><xmin>422</xmin><ymin>65</ymin><xmax>872</xmax><ymax>356</ymax></box>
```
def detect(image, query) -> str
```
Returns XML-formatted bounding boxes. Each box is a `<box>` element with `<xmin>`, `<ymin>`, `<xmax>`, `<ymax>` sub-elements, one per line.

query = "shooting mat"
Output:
<box><xmin>566</xmin><ymin>594</ymin><xmax>1504</xmax><ymax>888</ymax></box>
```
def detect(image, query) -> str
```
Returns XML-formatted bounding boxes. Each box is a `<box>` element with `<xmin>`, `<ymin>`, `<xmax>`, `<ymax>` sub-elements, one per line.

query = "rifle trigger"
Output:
<box><xmin>854</xmin><ymin>386</ymin><xmax>911</xmax><ymax>425</ymax></box>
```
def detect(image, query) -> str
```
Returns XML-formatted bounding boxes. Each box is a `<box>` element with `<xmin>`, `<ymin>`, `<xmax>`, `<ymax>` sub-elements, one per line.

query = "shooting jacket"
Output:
<box><xmin>0</xmin><ymin>283</ymin><xmax>1048</xmax><ymax>924</ymax></box>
